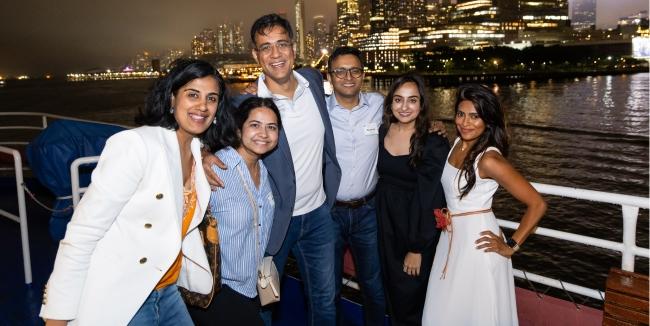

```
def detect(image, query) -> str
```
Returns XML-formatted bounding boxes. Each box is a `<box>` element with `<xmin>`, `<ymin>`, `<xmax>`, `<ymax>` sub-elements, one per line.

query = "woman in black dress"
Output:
<box><xmin>376</xmin><ymin>73</ymin><xmax>449</xmax><ymax>325</ymax></box>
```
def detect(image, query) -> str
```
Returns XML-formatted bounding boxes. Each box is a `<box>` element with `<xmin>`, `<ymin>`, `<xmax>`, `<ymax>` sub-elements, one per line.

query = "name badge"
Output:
<box><xmin>267</xmin><ymin>192</ymin><xmax>275</xmax><ymax>207</ymax></box>
<box><xmin>364</xmin><ymin>123</ymin><xmax>379</xmax><ymax>136</ymax></box>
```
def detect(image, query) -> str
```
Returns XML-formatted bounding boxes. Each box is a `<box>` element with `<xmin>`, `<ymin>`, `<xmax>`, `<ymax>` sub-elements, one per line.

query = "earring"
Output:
<box><xmin>213</xmin><ymin>117</ymin><xmax>217</xmax><ymax>125</ymax></box>
<box><xmin>169</xmin><ymin>107</ymin><xmax>174</xmax><ymax>114</ymax></box>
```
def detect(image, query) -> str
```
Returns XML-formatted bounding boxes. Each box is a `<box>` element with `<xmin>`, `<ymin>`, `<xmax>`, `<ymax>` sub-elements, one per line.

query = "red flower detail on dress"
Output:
<box><xmin>434</xmin><ymin>208</ymin><xmax>451</xmax><ymax>231</ymax></box>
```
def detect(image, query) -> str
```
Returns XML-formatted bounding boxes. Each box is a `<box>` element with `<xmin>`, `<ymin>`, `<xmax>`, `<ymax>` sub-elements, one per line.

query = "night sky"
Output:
<box><xmin>0</xmin><ymin>0</ymin><xmax>647</xmax><ymax>77</ymax></box>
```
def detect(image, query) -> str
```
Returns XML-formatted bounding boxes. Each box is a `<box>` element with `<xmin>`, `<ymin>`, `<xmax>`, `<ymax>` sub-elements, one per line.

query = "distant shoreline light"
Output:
<box><xmin>67</xmin><ymin>71</ymin><xmax>160</xmax><ymax>81</ymax></box>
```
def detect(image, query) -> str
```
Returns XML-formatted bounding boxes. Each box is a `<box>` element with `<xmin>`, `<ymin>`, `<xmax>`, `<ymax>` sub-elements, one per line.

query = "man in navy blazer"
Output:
<box><xmin>205</xmin><ymin>14</ymin><xmax>341</xmax><ymax>325</ymax></box>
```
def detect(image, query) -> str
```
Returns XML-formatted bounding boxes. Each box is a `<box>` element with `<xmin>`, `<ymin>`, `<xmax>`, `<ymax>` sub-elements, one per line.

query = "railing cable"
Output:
<box><xmin>21</xmin><ymin>183</ymin><xmax>73</xmax><ymax>213</ymax></box>
<box><xmin>559</xmin><ymin>280</ymin><xmax>581</xmax><ymax>310</ymax></box>
<box><xmin>522</xmin><ymin>270</ymin><xmax>544</xmax><ymax>299</ymax></box>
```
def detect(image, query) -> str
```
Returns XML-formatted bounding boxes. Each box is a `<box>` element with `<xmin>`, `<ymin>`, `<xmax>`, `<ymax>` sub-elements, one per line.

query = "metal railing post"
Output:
<box><xmin>0</xmin><ymin>146</ymin><xmax>32</xmax><ymax>284</ymax></box>
<box><xmin>621</xmin><ymin>205</ymin><xmax>639</xmax><ymax>272</ymax></box>
<box><xmin>71</xmin><ymin>156</ymin><xmax>100</xmax><ymax>208</ymax></box>
<box><xmin>14</xmin><ymin>150</ymin><xmax>32</xmax><ymax>284</ymax></box>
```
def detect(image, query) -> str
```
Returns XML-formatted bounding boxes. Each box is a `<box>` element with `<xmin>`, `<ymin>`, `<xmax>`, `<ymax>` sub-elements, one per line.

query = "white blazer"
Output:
<box><xmin>39</xmin><ymin>126</ymin><xmax>213</xmax><ymax>325</ymax></box>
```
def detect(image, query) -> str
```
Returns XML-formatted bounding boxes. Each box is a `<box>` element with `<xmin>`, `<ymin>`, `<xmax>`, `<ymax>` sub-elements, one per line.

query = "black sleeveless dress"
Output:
<box><xmin>375</xmin><ymin>125</ymin><xmax>449</xmax><ymax>325</ymax></box>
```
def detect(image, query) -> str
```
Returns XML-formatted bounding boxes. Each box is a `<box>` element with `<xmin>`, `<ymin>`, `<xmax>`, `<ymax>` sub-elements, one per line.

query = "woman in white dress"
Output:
<box><xmin>422</xmin><ymin>84</ymin><xmax>546</xmax><ymax>326</ymax></box>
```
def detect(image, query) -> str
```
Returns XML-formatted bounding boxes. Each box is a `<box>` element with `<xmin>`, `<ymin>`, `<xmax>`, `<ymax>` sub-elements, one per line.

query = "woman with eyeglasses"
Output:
<box><xmin>40</xmin><ymin>59</ymin><xmax>226</xmax><ymax>326</ymax></box>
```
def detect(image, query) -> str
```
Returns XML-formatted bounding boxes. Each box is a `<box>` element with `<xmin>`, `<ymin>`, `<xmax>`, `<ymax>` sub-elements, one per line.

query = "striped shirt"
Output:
<box><xmin>209</xmin><ymin>147</ymin><xmax>275</xmax><ymax>298</ymax></box>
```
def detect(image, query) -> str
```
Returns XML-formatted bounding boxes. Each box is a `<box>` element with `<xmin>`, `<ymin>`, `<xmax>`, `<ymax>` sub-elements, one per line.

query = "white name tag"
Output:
<box><xmin>267</xmin><ymin>192</ymin><xmax>275</xmax><ymax>207</ymax></box>
<box><xmin>364</xmin><ymin>122</ymin><xmax>379</xmax><ymax>135</ymax></box>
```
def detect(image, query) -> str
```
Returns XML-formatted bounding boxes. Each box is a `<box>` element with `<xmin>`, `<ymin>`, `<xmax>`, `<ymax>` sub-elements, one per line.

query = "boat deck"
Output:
<box><xmin>0</xmin><ymin>178</ymin><xmax>381</xmax><ymax>325</ymax></box>
<box><xmin>0</xmin><ymin>177</ymin><xmax>608</xmax><ymax>326</ymax></box>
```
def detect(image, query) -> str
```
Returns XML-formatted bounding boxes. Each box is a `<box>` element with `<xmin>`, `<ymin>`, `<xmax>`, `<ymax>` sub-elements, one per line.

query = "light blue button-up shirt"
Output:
<box><xmin>327</xmin><ymin>92</ymin><xmax>384</xmax><ymax>201</ymax></box>
<box><xmin>209</xmin><ymin>147</ymin><xmax>274</xmax><ymax>298</ymax></box>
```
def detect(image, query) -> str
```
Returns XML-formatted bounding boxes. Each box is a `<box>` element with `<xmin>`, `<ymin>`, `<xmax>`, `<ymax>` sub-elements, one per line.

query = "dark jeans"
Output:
<box><xmin>332</xmin><ymin>198</ymin><xmax>386</xmax><ymax>326</ymax></box>
<box><xmin>272</xmin><ymin>202</ymin><xmax>337</xmax><ymax>326</ymax></box>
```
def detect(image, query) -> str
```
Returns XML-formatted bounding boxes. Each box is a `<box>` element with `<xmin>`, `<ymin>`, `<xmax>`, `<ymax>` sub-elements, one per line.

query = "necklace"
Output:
<box><xmin>460</xmin><ymin>143</ymin><xmax>468</xmax><ymax>152</ymax></box>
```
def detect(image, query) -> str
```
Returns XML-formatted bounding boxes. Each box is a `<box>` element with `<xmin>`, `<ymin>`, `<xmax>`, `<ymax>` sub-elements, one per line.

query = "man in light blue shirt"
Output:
<box><xmin>326</xmin><ymin>46</ymin><xmax>386</xmax><ymax>326</ymax></box>
<box><xmin>327</xmin><ymin>46</ymin><xmax>447</xmax><ymax>325</ymax></box>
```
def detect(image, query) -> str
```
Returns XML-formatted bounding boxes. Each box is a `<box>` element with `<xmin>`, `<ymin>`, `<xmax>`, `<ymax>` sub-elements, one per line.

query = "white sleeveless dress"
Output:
<box><xmin>422</xmin><ymin>138</ymin><xmax>518</xmax><ymax>326</ymax></box>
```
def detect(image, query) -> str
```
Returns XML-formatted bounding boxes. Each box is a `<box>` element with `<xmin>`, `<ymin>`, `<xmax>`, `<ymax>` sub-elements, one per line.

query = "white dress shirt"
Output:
<box><xmin>257</xmin><ymin>72</ymin><xmax>326</xmax><ymax>216</ymax></box>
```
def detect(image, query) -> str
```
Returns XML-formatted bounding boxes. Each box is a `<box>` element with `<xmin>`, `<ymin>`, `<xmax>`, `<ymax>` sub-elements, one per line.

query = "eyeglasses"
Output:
<box><xmin>329</xmin><ymin>67</ymin><xmax>363</xmax><ymax>79</ymax></box>
<box><xmin>255</xmin><ymin>41</ymin><xmax>293</xmax><ymax>55</ymax></box>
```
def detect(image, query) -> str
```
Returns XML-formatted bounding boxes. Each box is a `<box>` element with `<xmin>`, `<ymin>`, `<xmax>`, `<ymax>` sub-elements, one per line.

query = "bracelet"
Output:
<box><xmin>506</xmin><ymin>237</ymin><xmax>520</xmax><ymax>252</ymax></box>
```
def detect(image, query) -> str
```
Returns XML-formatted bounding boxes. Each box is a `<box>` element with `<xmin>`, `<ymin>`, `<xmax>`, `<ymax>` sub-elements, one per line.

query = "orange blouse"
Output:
<box><xmin>155</xmin><ymin>167</ymin><xmax>197</xmax><ymax>290</ymax></box>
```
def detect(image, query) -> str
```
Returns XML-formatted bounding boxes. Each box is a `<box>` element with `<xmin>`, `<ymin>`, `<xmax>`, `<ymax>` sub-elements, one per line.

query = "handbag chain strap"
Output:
<box><xmin>235</xmin><ymin>165</ymin><xmax>262</xmax><ymax>266</ymax></box>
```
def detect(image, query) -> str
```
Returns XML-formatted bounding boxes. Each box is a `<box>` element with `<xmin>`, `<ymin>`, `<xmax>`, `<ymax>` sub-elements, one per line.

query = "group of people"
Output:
<box><xmin>39</xmin><ymin>13</ymin><xmax>546</xmax><ymax>326</ymax></box>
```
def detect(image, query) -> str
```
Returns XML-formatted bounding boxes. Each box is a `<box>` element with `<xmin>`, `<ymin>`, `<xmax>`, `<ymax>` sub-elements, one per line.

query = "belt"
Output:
<box><xmin>434</xmin><ymin>208</ymin><xmax>492</xmax><ymax>279</ymax></box>
<box><xmin>335</xmin><ymin>192</ymin><xmax>375</xmax><ymax>209</ymax></box>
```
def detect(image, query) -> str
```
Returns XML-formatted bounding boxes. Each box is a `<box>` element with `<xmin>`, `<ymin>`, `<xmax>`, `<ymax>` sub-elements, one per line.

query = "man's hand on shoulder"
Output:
<box><xmin>201</xmin><ymin>147</ymin><xmax>227</xmax><ymax>189</ymax></box>
<box><xmin>240</xmin><ymin>82</ymin><xmax>258</xmax><ymax>95</ymax></box>
<box><xmin>429</xmin><ymin>120</ymin><xmax>448</xmax><ymax>139</ymax></box>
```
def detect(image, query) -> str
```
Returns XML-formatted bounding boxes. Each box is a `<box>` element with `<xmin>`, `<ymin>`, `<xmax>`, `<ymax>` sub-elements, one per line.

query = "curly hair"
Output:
<box><xmin>454</xmin><ymin>84</ymin><xmax>509</xmax><ymax>199</ymax></box>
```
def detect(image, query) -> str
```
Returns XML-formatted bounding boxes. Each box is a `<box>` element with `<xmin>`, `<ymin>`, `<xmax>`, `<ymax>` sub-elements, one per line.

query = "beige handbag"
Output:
<box><xmin>257</xmin><ymin>256</ymin><xmax>280</xmax><ymax>306</ymax></box>
<box><xmin>237</xmin><ymin>166</ymin><xmax>281</xmax><ymax>306</ymax></box>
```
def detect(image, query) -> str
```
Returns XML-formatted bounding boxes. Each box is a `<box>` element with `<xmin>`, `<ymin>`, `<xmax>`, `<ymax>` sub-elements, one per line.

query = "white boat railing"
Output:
<box><xmin>0</xmin><ymin>146</ymin><xmax>32</xmax><ymax>284</ymax></box>
<box><xmin>68</xmin><ymin>155</ymin><xmax>650</xmax><ymax>302</ymax></box>
<box><xmin>0</xmin><ymin>111</ymin><xmax>132</xmax><ymax>130</ymax></box>
<box><xmin>1</xmin><ymin>112</ymin><xmax>648</xmax><ymax>299</ymax></box>
<box><xmin>499</xmin><ymin>183</ymin><xmax>649</xmax><ymax>300</ymax></box>
<box><xmin>0</xmin><ymin>112</ymin><xmax>129</xmax><ymax>284</ymax></box>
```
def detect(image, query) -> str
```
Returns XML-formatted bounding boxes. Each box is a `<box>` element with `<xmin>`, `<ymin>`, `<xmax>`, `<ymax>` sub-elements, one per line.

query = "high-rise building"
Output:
<box><xmin>161</xmin><ymin>49</ymin><xmax>185</xmax><ymax>69</ymax></box>
<box><xmin>392</xmin><ymin>0</ymin><xmax>427</xmax><ymax>29</ymax></box>
<box><xmin>305</xmin><ymin>32</ymin><xmax>315</xmax><ymax>62</ymax></box>
<box><xmin>313</xmin><ymin>15</ymin><xmax>329</xmax><ymax>57</ymax></box>
<box><xmin>336</xmin><ymin>0</ymin><xmax>360</xmax><ymax>46</ymax></box>
<box><xmin>191</xmin><ymin>29</ymin><xmax>217</xmax><ymax>57</ymax></box>
<box><xmin>295</xmin><ymin>0</ymin><xmax>306</xmax><ymax>59</ymax></box>
<box><xmin>358</xmin><ymin>0</ymin><xmax>372</xmax><ymax>34</ymax></box>
<box><xmin>519</xmin><ymin>0</ymin><xmax>570</xmax><ymax>42</ymax></box>
<box><xmin>358</xmin><ymin>28</ymin><xmax>400</xmax><ymax>71</ymax></box>
<box><xmin>215</xmin><ymin>22</ymin><xmax>246</xmax><ymax>55</ymax></box>
<box><xmin>571</xmin><ymin>0</ymin><xmax>596</xmax><ymax>31</ymax></box>
<box><xmin>132</xmin><ymin>51</ymin><xmax>151</xmax><ymax>71</ymax></box>
<box><xmin>370</xmin><ymin>0</ymin><xmax>387</xmax><ymax>33</ymax></box>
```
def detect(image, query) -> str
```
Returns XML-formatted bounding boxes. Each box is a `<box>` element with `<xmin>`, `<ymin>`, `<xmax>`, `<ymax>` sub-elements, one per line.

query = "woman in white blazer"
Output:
<box><xmin>40</xmin><ymin>59</ymin><xmax>227</xmax><ymax>326</ymax></box>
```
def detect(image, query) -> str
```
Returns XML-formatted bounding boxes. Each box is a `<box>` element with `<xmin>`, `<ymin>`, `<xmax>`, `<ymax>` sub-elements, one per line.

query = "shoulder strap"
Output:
<box><xmin>235</xmin><ymin>165</ymin><xmax>261</xmax><ymax>261</ymax></box>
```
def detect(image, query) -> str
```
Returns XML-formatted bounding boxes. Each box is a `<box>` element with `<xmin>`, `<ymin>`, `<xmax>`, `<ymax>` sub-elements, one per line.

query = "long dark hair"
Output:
<box><xmin>455</xmin><ymin>84</ymin><xmax>509</xmax><ymax>199</ymax></box>
<box><xmin>135</xmin><ymin>58</ymin><xmax>228</xmax><ymax>143</ymax></box>
<box><xmin>382</xmin><ymin>73</ymin><xmax>430</xmax><ymax>168</ymax></box>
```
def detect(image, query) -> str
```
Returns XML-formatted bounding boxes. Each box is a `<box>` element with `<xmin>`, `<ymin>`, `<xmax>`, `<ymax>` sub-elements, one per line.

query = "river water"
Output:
<box><xmin>0</xmin><ymin>72</ymin><xmax>648</xmax><ymax>303</ymax></box>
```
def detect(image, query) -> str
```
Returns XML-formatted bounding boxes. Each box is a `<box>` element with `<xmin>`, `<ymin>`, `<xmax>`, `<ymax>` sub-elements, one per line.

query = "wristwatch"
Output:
<box><xmin>506</xmin><ymin>237</ymin><xmax>520</xmax><ymax>252</ymax></box>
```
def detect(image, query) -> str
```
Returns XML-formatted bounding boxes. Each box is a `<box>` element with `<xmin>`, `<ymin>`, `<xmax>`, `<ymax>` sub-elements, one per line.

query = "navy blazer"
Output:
<box><xmin>232</xmin><ymin>67</ymin><xmax>341</xmax><ymax>255</ymax></box>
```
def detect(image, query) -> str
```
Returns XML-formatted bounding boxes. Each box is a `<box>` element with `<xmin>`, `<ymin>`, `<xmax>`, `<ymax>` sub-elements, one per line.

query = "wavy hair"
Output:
<box><xmin>135</xmin><ymin>58</ymin><xmax>228</xmax><ymax>145</ymax></box>
<box><xmin>382</xmin><ymin>73</ymin><xmax>430</xmax><ymax>168</ymax></box>
<box><xmin>455</xmin><ymin>84</ymin><xmax>509</xmax><ymax>199</ymax></box>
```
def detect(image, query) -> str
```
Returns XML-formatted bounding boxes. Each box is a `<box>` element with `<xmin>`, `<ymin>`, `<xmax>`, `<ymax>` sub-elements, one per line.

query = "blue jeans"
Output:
<box><xmin>272</xmin><ymin>203</ymin><xmax>337</xmax><ymax>326</ymax></box>
<box><xmin>332</xmin><ymin>198</ymin><xmax>386</xmax><ymax>326</ymax></box>
<box><xmin>128</xmin><ymin>285</ymin><xmax>193</xmax><ymax>326</ymax></box>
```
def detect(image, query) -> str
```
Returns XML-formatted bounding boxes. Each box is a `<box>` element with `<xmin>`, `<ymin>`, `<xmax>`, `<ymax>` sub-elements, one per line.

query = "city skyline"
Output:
<box><xmin>0</xmin><ymin>0</ymin><xmax>647</xmax><ymax>77</ymax></box>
